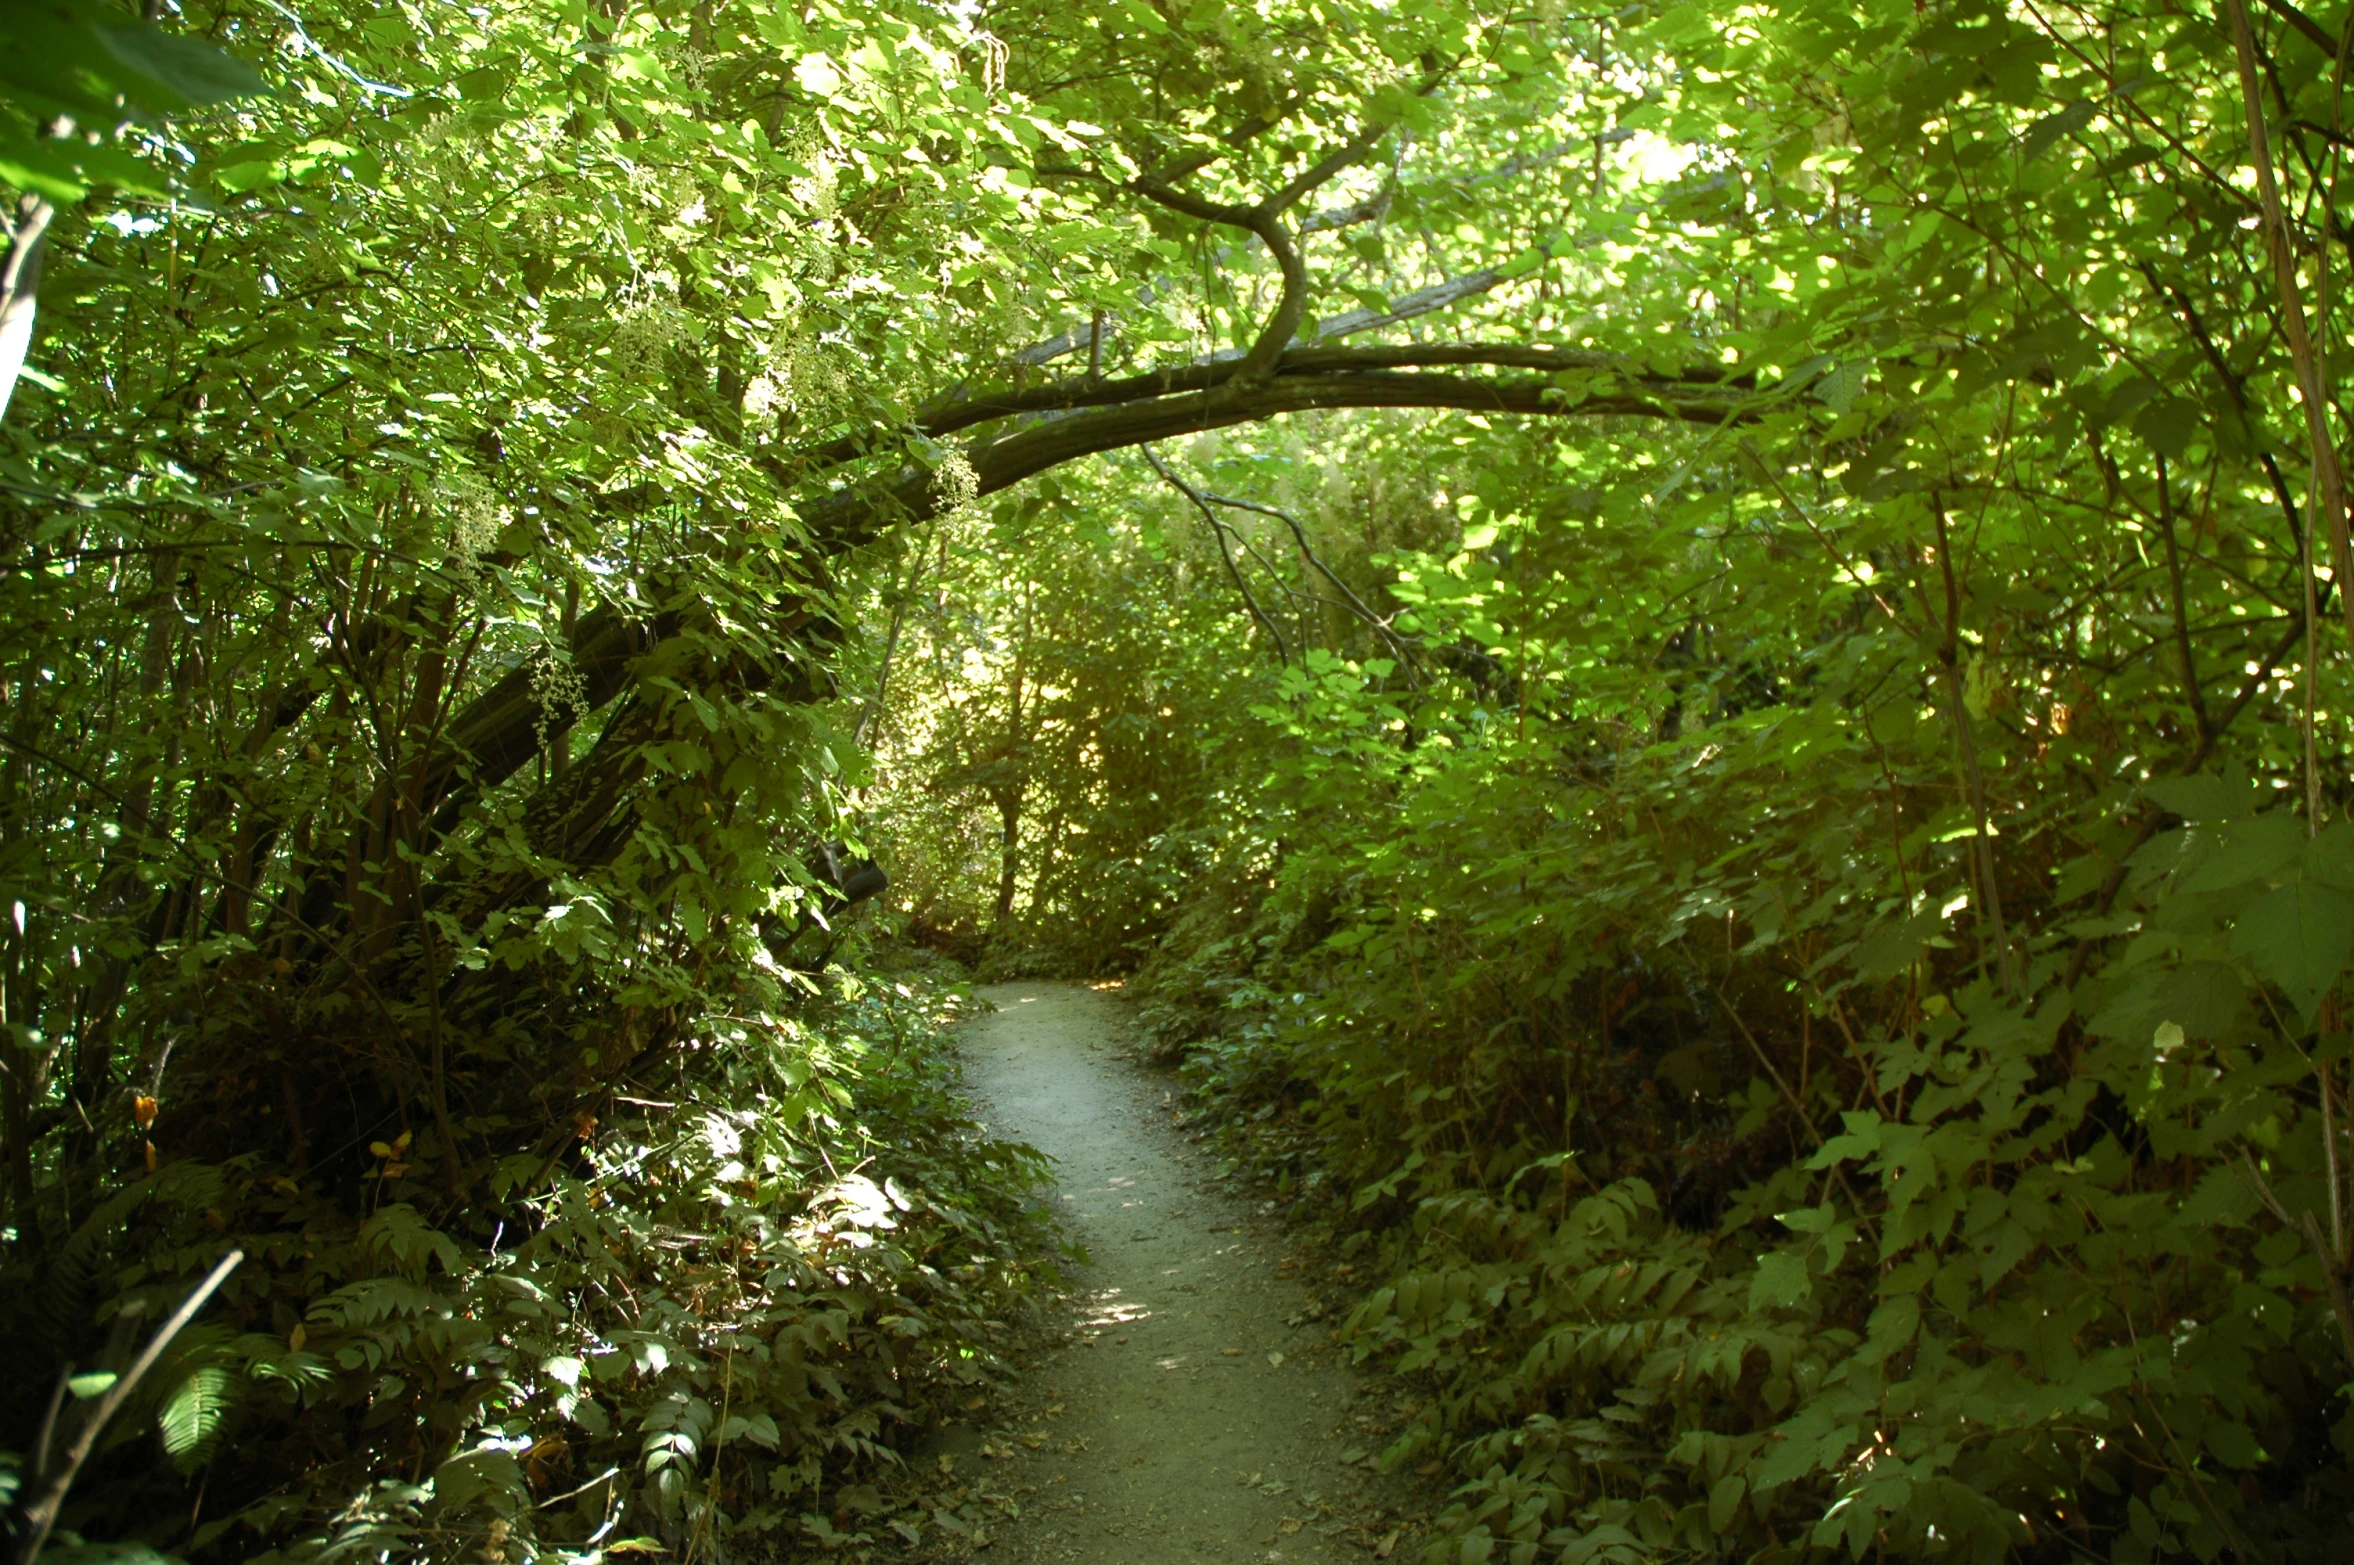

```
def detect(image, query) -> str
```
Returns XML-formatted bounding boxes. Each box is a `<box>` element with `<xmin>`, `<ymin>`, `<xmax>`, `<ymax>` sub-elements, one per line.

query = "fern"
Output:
<box><xmin>40</xmin><ymin>1173</ymin><xmax>157</xmax><ymax>1351</ymax></box>
<box><xmin>156</xmin><ymin>1366</ymin><xmax>239</xmax><ymax>1473</ymax></box>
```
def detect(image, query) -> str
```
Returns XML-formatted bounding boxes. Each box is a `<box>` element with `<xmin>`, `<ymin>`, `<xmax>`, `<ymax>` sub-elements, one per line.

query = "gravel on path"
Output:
<box><xmin>948</xmin><ymin>980</ymin><xmax>1422</xmax><ymax>1564</ymax></box>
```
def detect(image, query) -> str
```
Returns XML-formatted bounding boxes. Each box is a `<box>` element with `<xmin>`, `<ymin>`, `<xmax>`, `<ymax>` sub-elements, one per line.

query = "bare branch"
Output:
<box><xmin>812</xmin><ymin>338</ymin><xmax>1736</xmax><ymax>481</ymax></box>
<box><xmin>1194</xmin><ymin>488</ymin><xmax>1424</xmax><ymax>676</ymax></box>
<box><xmin>16</xmin><ymin>1250</ymin><xmax>246</xmax><ymax>1564</ymax></box>
<box><xmin>1297</xmin><ymin>187</ymin><xmax>1393</xmax><ymax>234</ymax></box>
<box><xmin>1140</xmin><ymin>445</ymin><xmax>1288</xmax><ymax>663</ymax></box>
<box><xmin>2260</xmin><ymin>0</ymin><xmax>2338</xmax><ymax>54</ymax></box>
<box><xmin>1130</xmin><ymin>178</ymin><xmax>1257</xmax><ymax>230</ymax></box>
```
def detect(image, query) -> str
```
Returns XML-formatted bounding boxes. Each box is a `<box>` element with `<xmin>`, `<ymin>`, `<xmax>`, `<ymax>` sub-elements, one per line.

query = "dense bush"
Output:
<box><xmin>4</xmin><ymin>976</ymin><xmax>1057</xmax><ymax>1559</ymax></box>
<box><xmin>19</xmin><ymin>0</ymin><xmax>2354</xmax><ymax>1557</ymax></box>
<box><xmin>847</xmin><ymin>1</ymin><xmax>2354</xmax><ymax>1554</ymax></box>
<box><xmin>1098</xmin><ymin>438</ymin><xmax>2354</xmax><ymax>1561</ymax></box>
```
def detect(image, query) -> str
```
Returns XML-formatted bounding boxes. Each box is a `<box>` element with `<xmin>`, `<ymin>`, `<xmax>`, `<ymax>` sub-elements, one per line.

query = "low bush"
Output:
<box><xmin>2</xmin><ymin>977</ymin><xmax>1058</xmax><ymax>1562</ymax></box>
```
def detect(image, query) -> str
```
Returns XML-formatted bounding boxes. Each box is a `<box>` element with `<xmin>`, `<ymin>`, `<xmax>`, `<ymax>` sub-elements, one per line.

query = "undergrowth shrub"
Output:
<box><xmin>3</xmin><ymin>976</ymin><xmax>1056</xmax><ymax>1562</ymax></box>
<box><xmin>1134</xmin><ymin>644</ymin><xmax>2354</xmax><ymax>1563</ymax></box>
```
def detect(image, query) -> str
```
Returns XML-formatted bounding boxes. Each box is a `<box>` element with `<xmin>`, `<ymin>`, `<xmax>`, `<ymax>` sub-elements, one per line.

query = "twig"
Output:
<box><xmin>1140</xmin><ymin>445</ymin><xmax>1288</xmax><ymax>664</ymax></box>
<box><xmin>1933</xmin><ymin>493</ymin><xmax>2015</xmax><ymax>992</ymax></box>
<box><xmin>1194</xmin><ymin>489</ymin><xmax>1425</xmax><ymax>678</ymax></box>
<box><xmin>16</xmin><ymin>1249</ymin><xmax>245</xmax><ymax>1564</ymax></box>
<box><xmin>2153</xmin><ymin>454</ymin><xmax>2213</xmax><ymax>742</ymax></box>
<box><xmin>2227</xmin><ymin>0</ymin><xmax>2354</xmax><ymax>660</ymax></box>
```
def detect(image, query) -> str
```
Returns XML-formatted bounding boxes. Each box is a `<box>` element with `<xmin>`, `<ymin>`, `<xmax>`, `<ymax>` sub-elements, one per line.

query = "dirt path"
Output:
<box><xmin>949</xmin><ymin>981</ymin><xmax>1419</xmax><ymax>1563</ymax></box>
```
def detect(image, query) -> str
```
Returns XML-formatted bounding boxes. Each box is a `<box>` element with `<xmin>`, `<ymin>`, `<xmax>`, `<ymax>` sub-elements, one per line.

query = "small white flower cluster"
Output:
<box><xmin>437</xmin><ymin>474</ymin><xmax>506</xmax><ymax>588</ymax></box>
<box><xmin>788</xmin><ymin>336</ymin><xmax>852</xmax><ymax>408</ymax></box>
<box><xmin>529</xmin><ymin>645</ymin><xmax>590</xmax><ymax>757</ymax></box>
<box><xmin>741</xmin><ymin>373</ymin><xmax>784</xmax><ymax>423</ymax></box>
<box><xmin>789</xmin><ymin>143</ymin><xmax>840</xmax><ymax>221</ymax></box>
<box><xmin>609</xmin><ymin>298</ymin><xmax>693</xmax><ymax>375</ymax></box>
<box><xmin>742</xmin><ymin>335</ymin><xmax>850</xmax><ymax>425</ymax></box>
<box><xmin>413</xmin><ymin>111</ymin><xmax>464</xmax><ymax>151</ymax></box>
<box><xmin>932</xmin><ymin>449</ymin><xmax>980</xmax><ymax>517</ymax></box>
<box><xmin>668</xmin><ymin>41</ymin><xmax>710</xmax><ymax>97</ymax></box>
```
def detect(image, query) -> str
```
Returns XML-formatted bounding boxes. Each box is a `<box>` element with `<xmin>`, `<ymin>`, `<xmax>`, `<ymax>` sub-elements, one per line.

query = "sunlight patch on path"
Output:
<box><xmin>954</xmin><ymin>981</ymin><xmax>1418</xmax><ymax>1563</ymax></box>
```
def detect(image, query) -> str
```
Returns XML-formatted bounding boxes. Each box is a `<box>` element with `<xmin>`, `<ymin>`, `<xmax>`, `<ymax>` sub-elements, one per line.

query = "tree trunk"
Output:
<box><xmin>993</xmin><ymin>788</ymin><xmax>1022</xmax><ymax>931</ymax></box>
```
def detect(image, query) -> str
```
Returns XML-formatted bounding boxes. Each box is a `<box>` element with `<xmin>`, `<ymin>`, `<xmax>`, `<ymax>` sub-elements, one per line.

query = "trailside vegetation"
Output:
<box><xmin>8</xmin><ymin>0</ymin><xmax>2354</xmax><ymax>1561</ymax></box>
<box><xmin>866</xmin><ymin>3</ymin><xmax>2354</xmax><ymax>1564</ymax></box>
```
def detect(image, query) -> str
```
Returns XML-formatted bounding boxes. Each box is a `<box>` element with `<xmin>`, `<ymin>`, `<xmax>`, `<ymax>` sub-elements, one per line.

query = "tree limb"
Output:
<box><xmin>801</xmin><ymin>364</ymin><xmax>1755</xmax><ymax>550</ymax></box>
<box><xmin>2261</xmin><ymin>0</ymin><xmax>2338</xmax><ymax>54</ymax></box>
<box><xmin>1191</xmin><ymin>487</ymin><xmax>1423</xmax><ymax>675</ymax></box>
<box><xmin>1133</xmin><ymin>75</ymin><xmax>1442</xmax><ymax>385</ymax></box>
<box><xmin>1007</xmin><ymin>140</ymin><xmax>1567</xmax><ymax>374</ymax></box>
<box><xmin>1141</xmin><ymin>445</ymin><xmax>1288</xmax><ymax>663</ymax></box>
<box><xmin>0</xmin><ymin>194</ymin><xmax>54</xmax><ymax>425</ymax></box>
<box><xmin>796</xmin><ymin>334</ymin><xmax>1738</xmax><ymax>478</ymax></box>
<box><xmin>2228</xmin><ymin>0</ymin><xmax>2354</xmax><ymax>659</ymax></box>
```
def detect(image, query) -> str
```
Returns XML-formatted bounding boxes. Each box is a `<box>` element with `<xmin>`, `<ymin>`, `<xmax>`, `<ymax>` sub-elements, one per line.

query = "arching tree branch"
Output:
<box><xmin>801</xmin><ymin>361</ymin><xmax>1759</xmax><ymax>550</ymax></box>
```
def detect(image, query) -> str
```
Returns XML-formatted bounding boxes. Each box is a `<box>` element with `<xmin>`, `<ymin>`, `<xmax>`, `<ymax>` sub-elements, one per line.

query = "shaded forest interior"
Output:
<box><xmin>7</xmin><ymin>0</ymin><xmax>2354</xmax><ymax>1561</ymax></box>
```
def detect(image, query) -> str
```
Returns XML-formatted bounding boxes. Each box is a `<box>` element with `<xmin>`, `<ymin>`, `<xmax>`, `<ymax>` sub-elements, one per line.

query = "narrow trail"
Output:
<box><xmin>952</xmin><ymin>981</ymin><xmax>1421</xmax><ymax>1563</ymax></box>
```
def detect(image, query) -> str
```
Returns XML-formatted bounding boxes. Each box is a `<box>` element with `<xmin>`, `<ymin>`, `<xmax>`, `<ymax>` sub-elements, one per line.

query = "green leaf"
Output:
<box><xmin>2146</xmin><ymin>772</ymin><xmax>2249</xmax><ymax>821</ymax></box>
<box><xmin>66</xmin><ymin>1370</ymin><xmax>118</xmax><ymax>1399</ymax></box>
<box><xmin>157</xmin><ymin>1366</ymin><xmax>236</xmax><ymax>1469</ymax></box>
<box><xmin>1808</xmin><ymin>1112</ymin><xmax>1883</xmax><ymax>1169</ymax></box>
<box><xmin>2185</xmin><ymin>814</ymin><xmax>2304</xmax><ymax>891</ymax></box>
<box><xmin>433</xmin><ymin>1446</ymin><xmax>529</xmax><ymax>1512</ymax></box>
<box><xmin>2202</xmin><ymin>1419</ymin><xmax>2261</xmax><ymax>1467</ymax></box>
<box><xmin>93</xmin><ymin>23</ymin><xmax>268</xmax><ymax>111</ymax></box>
<box><xmin>33</xmin><ymin>1544</ymin><xmax>186</xmax><ymax>1565</ymax></box>
<box><xmin>1748</xmin><ymin>1249</ymin><xmax>1811</xmax><ymax>1311</ymax></box>
<box><xmin>2232</xmin><ymin>879</ymin><xmax>2354</xmax><ymax>1015</ymax></box>
<box><xmin>1752</xmin><ymin>1401</ymin><xmax>1858</xmax><ymax>1491</ymax></box>
<box><xmin>2132</xmin><ymin>395</ymin><xmax>2201</xmax><ymax>459</ymax></box>
<box><xmin>0</xmin><ymin>137</ymin><xmax>163</xmax><ymax>201</ymax></box>
<box><xmin>1851</xmin><ymin>907</ymin><xmax>1941</xmax><ymax>979</ymax></box>
<box><xmin>2305</xmin><ymin>820</ymin><xmax>2354</xmax><ymax>889</ymax></box>
<box><xmin>1708</xmin><ymin>1472</ymin><xmax>1746</xmax><ymax>1533</ymax></box>
<box><xmin>1861</xmin><ymin>1293</ymin><xmax>1920</xmax><ymax>1362</ymax></box>
<box><xmin>454</xmin><ymin>65</ymin><xmax>509</xmax><ymax>102</ymax></box>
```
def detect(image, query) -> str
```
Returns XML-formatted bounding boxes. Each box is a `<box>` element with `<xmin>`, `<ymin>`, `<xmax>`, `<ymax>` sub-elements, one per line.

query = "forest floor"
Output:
<box><xmin>936</xmin><ymin>980</ymin><xmax>1427</xmax><ymax>1562</ymax></box>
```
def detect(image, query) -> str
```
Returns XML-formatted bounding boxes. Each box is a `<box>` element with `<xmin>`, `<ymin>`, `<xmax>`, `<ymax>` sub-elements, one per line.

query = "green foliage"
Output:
<box><xmin>867</xmin><ymin>1</ymin><xmax>2354</xmax><ymax>1556</ymax></box>
<box><xmin>18</xmin><ymin>978</ymin><xmax>1055</xmax><ymax>1558</ymax></box>
<box><xmin>21</xmin><ymin>0</ymin><xmax>2354</xmax><ymax>1556</ymax></box>
<box><xmin>155</xmin><ymin>1367</ymin><xmax>236</xmax><ymax>1472</ymax></box>
<box><xmin>0</xmin><ymin>0</ymin><xmax>266</xmax><ymax>200</ymax></box>
<box><xmin>864</xmin><ymin>463</ymin><xmax>1269</xmax><ymax>971</ymax></box>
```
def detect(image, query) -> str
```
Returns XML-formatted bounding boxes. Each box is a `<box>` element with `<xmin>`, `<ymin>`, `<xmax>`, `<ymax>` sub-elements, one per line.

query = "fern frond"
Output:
<box><xmin>42</xmin><ymin>1174</ymin><xmax>158</xmax><ymax>1349</ymax></box>
<box><xmin>156</xmin><ymin>1366</ymin><xmax>239</xmax><ymax>1472</ymax></box>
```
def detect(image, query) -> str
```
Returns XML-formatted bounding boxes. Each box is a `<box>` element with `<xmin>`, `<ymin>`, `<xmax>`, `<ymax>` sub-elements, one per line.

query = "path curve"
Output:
<box><xmin>951</xmin><ymin>980</ymin><xmax>1418</xmax><ymax>1563</ymax></box>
